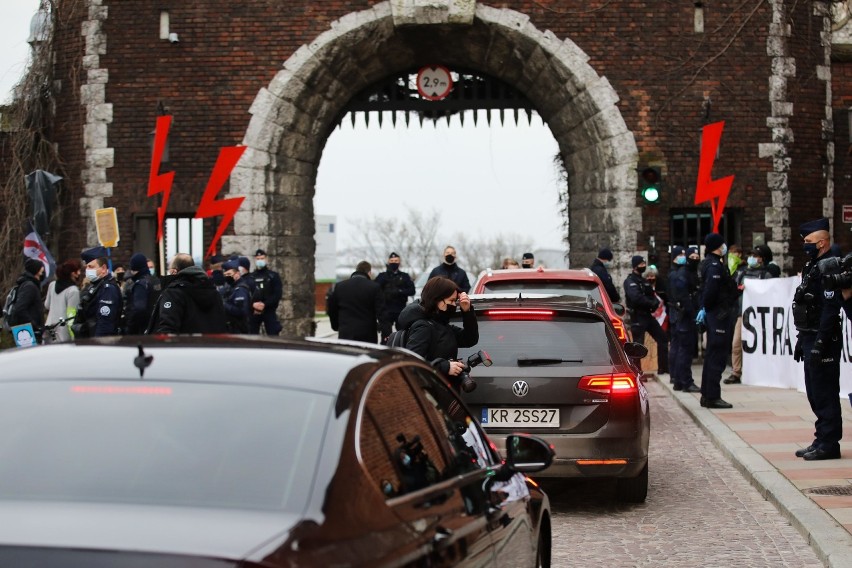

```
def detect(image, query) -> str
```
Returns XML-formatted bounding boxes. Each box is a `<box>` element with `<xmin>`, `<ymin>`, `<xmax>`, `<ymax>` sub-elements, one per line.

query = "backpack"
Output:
<box><xmin>384</xmin><ymin>327</ymin><xmax>408</xmax><ymax>347</ymax></box>
<box><xmin>1</xmin><ymin>285</ymin><xmax>19</xmax><ymax>332</ymax></box>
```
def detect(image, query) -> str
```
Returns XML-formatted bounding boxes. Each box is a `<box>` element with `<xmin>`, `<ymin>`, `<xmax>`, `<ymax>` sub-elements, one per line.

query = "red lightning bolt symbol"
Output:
<box><xmin>695</xmin><ymin>121</ymin><xmax>734</xmax><ymax>233</ymax></box>
<box><xmin>147</xmin><ymin>115</ymin><xmax>175</xmax><ymax>241</ymax></box>
<box><xmin>195</xmin><ymin>146</ymin><xmax>247</xmax><ymax>259</ymax></box>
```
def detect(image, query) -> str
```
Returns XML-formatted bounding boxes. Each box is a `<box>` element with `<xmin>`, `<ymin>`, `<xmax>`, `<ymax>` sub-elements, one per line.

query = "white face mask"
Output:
<box><xmin>85</xmin><ymin>268</ymin><xmax>99</xmax><ymax>281</ymax></box>
<box><xmin>149</xmin><ymin>268</ymin><xmax>156</xmax><ymax>276</ymax></box>
<box><xmin>256</xmin><ymin>260</ymin><xmax>267</xmax><ymax>269</ymax></box>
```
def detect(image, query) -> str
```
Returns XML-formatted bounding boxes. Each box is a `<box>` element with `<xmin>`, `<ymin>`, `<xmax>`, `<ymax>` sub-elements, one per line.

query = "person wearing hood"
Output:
<box><xmin>374</xmin><ymin>252</ymin><xmax>415</xmax><ymax>341</ymax></box>
<box><xmin>397</xmin><ymin>276</ymin><xmax>478</xmax><ymax>392</ymax></box>
<box><xmin>74</xmin><ymin>247</ymin><xmax>123</xmax><ymax>338</ymax></box>
<box><xmin>148</xmin><ymin>253</ymin><xmax>227</xmax><ymax>334</ymax></box>
<box><xmin>43</xmin><ymin>259</ymin><xmax>81</xmax><ymax>342</ymax></box>
<box><xmin>428</xmin><ymin>245</ymin><xmax>471</xmax><ymax>293</ymax></box>
<box><xmin>7</xmin><ymin>258</ymin><xmax>47</xmax><ymax>341</ymax></box>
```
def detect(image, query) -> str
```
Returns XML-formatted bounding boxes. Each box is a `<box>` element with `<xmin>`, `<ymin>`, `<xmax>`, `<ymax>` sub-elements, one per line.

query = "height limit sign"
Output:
<box><xmin>416</xmin><ymin>65</ymin><xmax>453</xmax><ymax>101</ymax></box>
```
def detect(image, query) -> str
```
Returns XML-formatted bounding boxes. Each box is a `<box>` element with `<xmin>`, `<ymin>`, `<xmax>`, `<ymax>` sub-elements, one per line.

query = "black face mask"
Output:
<box><xmin>445</xmin><ymin>255</ymin><xmax>455</xmax><ymax>264</ymax></box>
<box><xmin>445</xmin><ymin>304</ymin><xmax>457</xmax><ymax>315</ymax></box>
<box><xmin>687</xmin><ymin>258</ymin><xmax>700</xmax><ymax>270</ymax></box>
<box><xmin>387</xmin><ymin>263</ymin><xmax>399</xmax><ymax>272</ymax></box>
<box><xmin>115</xmin><ymin>272</ymin><xmax>125</xmax><ymax>283</ymax></box>
<box><xmin>636</xmin><ymin>266</ymin><xmax>647</xmax><ymax>274</ymax></box>
<box><xmin>225</xmin><ymin>276</ymin><xmax>236</xmax><ymax>287</ymax></box>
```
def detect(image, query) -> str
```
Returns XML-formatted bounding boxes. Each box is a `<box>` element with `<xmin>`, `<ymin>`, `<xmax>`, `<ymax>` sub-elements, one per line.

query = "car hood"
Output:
<box><xmin>0</xmin><ymin>501</ymin><xmax>299</xmax><ymax>560</ymax></box>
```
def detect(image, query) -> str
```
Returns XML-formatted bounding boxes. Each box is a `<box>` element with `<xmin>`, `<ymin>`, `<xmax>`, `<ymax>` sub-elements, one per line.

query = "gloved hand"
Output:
<box><xmin>793</xmin><ymin>341</ymin><xmax>804</xmax><ymax>362</ymax></box>
<box><xmin>810</xmin><ymin>339</ymin><xmax>825</xmax><ymax>359</ymax></box>
<box><xmin>695</xmin><ymin>308</ymin><xmax>706</xmax><ymax>325</ymax></box>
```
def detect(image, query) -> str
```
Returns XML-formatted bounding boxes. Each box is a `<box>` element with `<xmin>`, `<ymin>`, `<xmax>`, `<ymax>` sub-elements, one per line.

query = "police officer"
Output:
<box><xmin>698</xmin><ymin>233</ymin><xmax>737</xmax><ymax>408</ymax></box>
<box><xmin>122</xmin><ymin>253</ymin><xmax>160</xmax><ymax>335</ymax></box>
<box><xmin>74</xmin><ymin>247</ymin><xmax>123</xmax><ymax>337</ymax></box>
<box><xmin>623</xmin><ymin>255</ymin><xmax>667</xmax><ymax>375</ymax></box>
<box><xmin>222</xmin><ymin>259</ymin><xmax>253</xmax><ymax>333</ymax></box>
<box><xmin>667</xmin><ymin>246</ymin><xmax>701</xmax><ymax>392</ymax></box>
<box><xmin>250</xmin><ymin>249</ymin><xmax>283</xmax><ymax>336</ymax></box>
<box><xmin>793</xmin><ymin>218</ymin><xmax>843</xmax><ymax>460</ymax></box>
<box><xmin>375</xmin><ymin>252</ymin><xmax>415</xmax><ymax>341</ymax></box>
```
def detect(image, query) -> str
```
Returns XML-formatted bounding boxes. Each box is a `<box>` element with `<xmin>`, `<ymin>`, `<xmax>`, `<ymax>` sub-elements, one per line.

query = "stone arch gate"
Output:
<box><xmin>224</xmin><ymin>0</ymin><xmax>640</xmax><ymax>336</ymax></box>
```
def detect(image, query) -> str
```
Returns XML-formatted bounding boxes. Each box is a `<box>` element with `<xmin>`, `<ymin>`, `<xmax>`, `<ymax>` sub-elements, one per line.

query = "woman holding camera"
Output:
<box><xmin>397</xmin><ymin>276</ymin><xmax>479</xmax><ymax>391</ymax></box>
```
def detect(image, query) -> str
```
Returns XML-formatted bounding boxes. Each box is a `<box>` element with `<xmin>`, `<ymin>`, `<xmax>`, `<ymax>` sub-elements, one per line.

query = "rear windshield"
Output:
<box><xmin>481</xmin><ymin>280</ymin><xmax>603</xmax><ymax>302</ymax></box>
<box><xmin>457</xmin><ymin>316</ymin><xmax>614</xmax><ymax>366</ymax></box>
<box><xmin>0</xmin><ymin>381</ymin><xmax>332</xmax><ymax>513</ymax></box>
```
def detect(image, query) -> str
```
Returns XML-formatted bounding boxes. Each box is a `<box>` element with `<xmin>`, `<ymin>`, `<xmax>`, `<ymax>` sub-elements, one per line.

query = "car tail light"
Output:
<box><xmin>611</xmin><ymin>318</ymin><xmax>626</xmax><ymax>341</ymax></box>
<box><xmin>484</xmin><ymin>309</ymin><xmax>555</xmax><ymax>320</ymax></box>
<box><xmin>578</xmin><ymin>373</ymin><xmax>637</xmax><ymax>395</ymax></box>
<box><xmin>576</xmin><ymin>459</ymin><xmax>628</xmax><ymax>465</ymax></box>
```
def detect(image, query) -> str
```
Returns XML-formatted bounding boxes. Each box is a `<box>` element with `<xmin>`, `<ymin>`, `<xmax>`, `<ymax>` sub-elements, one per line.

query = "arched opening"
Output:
<box><xmin>230</xmin><ymin>2</ymin><xmax>639</xmax><ymax>335</ymax></box>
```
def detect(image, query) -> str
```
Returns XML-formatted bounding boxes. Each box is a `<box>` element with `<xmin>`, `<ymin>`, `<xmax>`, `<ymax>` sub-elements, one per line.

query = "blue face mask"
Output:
<box><xmin>803</xmin><ymin>242</ymin><xmax>819</xmax><ymax>259</ymax></box>
<box><xmin>149</xmin><ymin>268</ymin><xmax>156</xmax><ymax>276</ymax></box>
<box><xmin>674</xmin><ymin>255</ymin><xmax>686</xmax><ymax>266</ymax></box>
<box><xmin>746</xmin><ymin>256</ymin><xmax>759</xmax><ymax>268</ymax></box>
<box><xmin>256</xmin><ymin>260</ymin><xmax>267</xmax><ymax>269</ymax></box>
<box><xmin>720</xmin><ymin>244</ymin><xmax>728</xmax><ymax>256</ymax></box>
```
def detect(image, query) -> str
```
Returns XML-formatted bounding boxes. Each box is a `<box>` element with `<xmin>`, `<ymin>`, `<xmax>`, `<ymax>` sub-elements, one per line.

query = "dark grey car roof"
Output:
<box><xmin>0</xmin><ymin>335</ymin><xmax>413</xmax><ymax>395</ymax></box>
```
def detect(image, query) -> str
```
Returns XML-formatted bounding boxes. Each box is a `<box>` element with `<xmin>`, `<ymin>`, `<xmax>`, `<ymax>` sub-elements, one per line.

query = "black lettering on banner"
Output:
<box><xmin>757</xmin><ymin>307</ymin><xmax>770</xmax><ymax>354</ymax></box>
<box><xmin>782</xmin><ymin>310</ymin><xmax>793</xmax><ymax>356</ymax></box>
<box><xmin>742</xmin><ymin>307</ymin><xmax>757</xmax><ymax>353</ymax></box>
<box><xmin>772</xmin><ymin>307</ymin><xmax>785</xmax><ymax>355</ymax></box>
<box><xmin>844</xmin><ymin>310</ymin><xmax>852</xmax><ymax>363</ymax></box>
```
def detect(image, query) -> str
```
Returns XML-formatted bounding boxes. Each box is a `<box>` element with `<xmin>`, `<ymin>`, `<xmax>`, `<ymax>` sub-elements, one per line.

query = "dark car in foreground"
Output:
<box><xmin>455</xmin><ymin>296</ymin><xmax>651</xmax><ymax>503</ymax></box>
<box><xmin>0</xmin><ymin>336</ymin><xmax>553</xmax><ymax>567</ymax></box>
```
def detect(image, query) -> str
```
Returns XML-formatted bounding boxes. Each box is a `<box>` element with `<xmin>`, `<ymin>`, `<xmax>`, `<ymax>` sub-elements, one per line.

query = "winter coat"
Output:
<box><xmin>223</xmin><ymin>276</ymin><xmax>253</xmax><ymax>334</ymax></box>
<box><xmin>374</xmin><ymin>267</ymin><xmax>416</xmax><ymax>322</ymax></box>
<box><xmin>624</xmin><ymin>272</ymin><xmax>659</xmax><ymax>324</ymax></box>
<box><xmin>428</xmin><ymin>263</ymin><xmax>471</xmax><ymax>293</ymax></box>
<box><xmin>589</xmin><ymin>258</ymin><xmax>620</xmax><ymax>303</ymax></box>
<box><xmin>396</xmin><ymin>301</ymin><xmax>479</xmax><ymax>378</ymax></box>
<box><xmin>76</xmin><ymin>275</ymin><xmax>123</xmax><ymax>337</ymax></box>
<box><xmin>44</xmin><ymin>278</ymin><xmax>80</xmax><ymax>342</ymax></box>
<box><xmin>8</xmin><ymin>272</ymin><xmax>44</xmax><ymax>335</ymax></box>
<box><xmin>326</xmin><ymin>271</ymin><xmax>383</xmax><ymax>343</ymax></box>
<box><xmin>149</xmin><ymin>266</ymin><xmax>227</xmax><ymax>334</ymax></box>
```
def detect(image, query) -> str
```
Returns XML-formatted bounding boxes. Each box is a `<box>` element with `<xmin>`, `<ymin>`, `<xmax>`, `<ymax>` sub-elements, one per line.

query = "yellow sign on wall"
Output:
<box><xmin>95</xmin><ymin>207</ymin><xmax>120</xmax><ymax>248</ymax></box>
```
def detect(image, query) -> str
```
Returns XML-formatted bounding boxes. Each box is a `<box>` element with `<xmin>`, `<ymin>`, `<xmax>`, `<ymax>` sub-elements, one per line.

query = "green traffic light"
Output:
<box><xmin>642</xmin><ymin>186</ymin><xmax>660</xmax><ymax>203</ymax></box>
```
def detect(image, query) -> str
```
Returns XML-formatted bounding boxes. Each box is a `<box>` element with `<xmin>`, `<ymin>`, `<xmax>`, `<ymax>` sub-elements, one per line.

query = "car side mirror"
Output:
<box><xmin>504</xmin><ymin>434</ymin><xmax>555</xmax><ymax>473</ymax></box>
<box><xmin>612</xmin><ymin>303</ymin><xmax>626</xmax><ymax>316</ymax></box>
<box><xmin>623</xmin><ymin>342</ymin><xmax>648</xmax><ymax>360</ymax></box>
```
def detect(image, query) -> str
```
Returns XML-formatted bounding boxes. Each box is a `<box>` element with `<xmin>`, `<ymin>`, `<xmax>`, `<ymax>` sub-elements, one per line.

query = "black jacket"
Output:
<box><xmin>149</xmin><ymin>266</ymin><xmax>227</xmax><ymax>334</ymax></box>
<box><xmin>8</xmin><ymin>272</ymin><xmax>44</xmax><ymax>334</ymax></box>
<box><xmin>428</xmin><ymin>263</ymin><xmax>471</xmax><ymax>293</ymax></box>
<box><xmin>374</xmin><ymin>268</ymin><xmax>415</xmax><ymax>321</ymax></box>
<box><xmin>623</xmin><ymin>271</ymin><xmax>659</xmax><ymax>321</ymax></box>
<box><xmin>326</xmin><ymin>271</ymin><xmax>383</xmax><ymax>343</ymax></box>
<box><xmin>700</xmin><ymin>253</ymin><xmax>738</xmax><ymax>319</ymax></box>
<box><xmin>668</xmin><ymin>264</ymin><xmax>698</xmax><ymax>329</ymax></box>
<box><xmin>589</xmin><ymin>258</ymin><xmax>620</xmax><ymax>303</ymax></box>
<box><xmin>123</xmin><ymin>273</ymin><xmax>160</xmax><ymax>335</ymax></box>
<box><xmin>223</xmin><ymin>276</ymin><xmax>253</xmax><ymax>334</ymax></box>
<box><xmin>250</xmin><ymin>267</ymin><xmax>283</xmax><ymax>311</ymax></box>
<box><xmin>397</xmin><ymin>301</ymin><xmax>479</xmax><ymax>378</ymax></box>
<box><xmin>77</xmin><ymin>275</ymin><xmax>123</xmax><ymax>337</ymax></box>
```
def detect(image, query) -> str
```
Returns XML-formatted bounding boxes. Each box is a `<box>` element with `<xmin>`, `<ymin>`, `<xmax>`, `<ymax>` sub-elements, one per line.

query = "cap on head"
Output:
<box><xmin>753</xmin><ymin>244</ymin><xmax>773</xmax><ymax>261</ymax></box>
<box><xmin>703</xmin><ymin>233</ymin><xmax>725</xmax><ymax>252</ymax></box>
<box><xmin>671</xmin><ymin>245</ymin><xmax>685</xmax><ymax>258</ymax></box>
<box><xmin>598</xmin><ymin>248</ymin><xmax>613</xmax><ymax>260</ymax></box>
<box><xmin>522</xmin><ymin>252</ymin><xmax>534</xmax><ymax>260</ymax></box>
<box><xmin>687</xmin><ymin>246</ymin><xmax>699</xmax><ymax>257</ymax></box>
<box><xmin>81</xmin><ymin>246</ymin><xmax>108</xmax><ymax>263</ymax></box>
<box><xmin>388</xmin><ymin>252</ymin><xmax>400</xmax><ymax>260</ymax></box>
<box><xmin>24</xmin><ymin>258</ymin><xmax>44</xmax><ymax>276</ymax></box>
<box><xmin>129</xmin><ymin>253</ymin><xmax>147</xmax><ymax>272</ymax></box>
<box><xmin>254</xmin><ymin>249</ymin><xmax>266</xmax><ymax>257</ymax></box>
<box><xmin>631</xmin><ymin>255</ymin><xmax>645</xmax><ymax>268</ymax></box>
<box><xmin>222</xmin><ymin>260</ymin><xmax>239</xmax><ymax>271</ymax></box>
<box><xmin>238</xmin><ymin>256</ymin><xmax>251</xmax><ymax>271</ymax></box>
<box><xmin>799</xmin><ymin>217</ymin><xmax>829</xmax><ymax>238</ymax></box>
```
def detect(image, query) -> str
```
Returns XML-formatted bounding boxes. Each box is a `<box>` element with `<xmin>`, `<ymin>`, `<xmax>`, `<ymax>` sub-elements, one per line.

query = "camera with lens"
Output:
<box><xmin>819</xmin><ymin>253</ymin><xmax>852</xmax><ymax>291</ymax></box>
<box><xmin>455</xmin><ymin>350</ymin><xmax>493</xmax><ymax>393</ymax></box>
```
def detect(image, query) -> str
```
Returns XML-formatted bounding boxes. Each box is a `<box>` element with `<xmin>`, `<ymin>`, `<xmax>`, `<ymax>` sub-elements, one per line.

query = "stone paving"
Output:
<box><xmin>544</xmin><ymin>380</ymin><xmax>823</xmax><ymax>567</ymax></box>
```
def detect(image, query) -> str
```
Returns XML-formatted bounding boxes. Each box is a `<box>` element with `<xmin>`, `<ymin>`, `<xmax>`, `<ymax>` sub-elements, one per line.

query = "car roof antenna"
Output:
<box><xmin>134</xmin><ymin>344</ymin><xmax>154</xmax><ymax>378</ymax></box>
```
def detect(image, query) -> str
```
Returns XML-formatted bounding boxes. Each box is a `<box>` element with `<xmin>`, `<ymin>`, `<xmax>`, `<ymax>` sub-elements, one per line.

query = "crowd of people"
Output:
<box><xmin>3</xmin><ymin>247</ymin><xmax>283</xmax><ymax>343</ymax></box>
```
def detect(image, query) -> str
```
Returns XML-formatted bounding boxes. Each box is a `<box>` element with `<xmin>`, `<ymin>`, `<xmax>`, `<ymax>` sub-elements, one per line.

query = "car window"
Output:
<box><xmin>0</xmin><ymin>381</ymin><xmax>331</xmax><ymax>513</ymax></box>
<box><xmin>481</xmin><ymin>279</ymin><xmax>603</xmax><ymax>303</ymax></box>
<box><xmin>358</xmin><ymin>367</ymin><xmax>450</xmax><ymax>498</ymax></box>
<box><xmin>457</xmin><ymin>316</ymin><xmax>615</xmax><ymax>366</ymax></box>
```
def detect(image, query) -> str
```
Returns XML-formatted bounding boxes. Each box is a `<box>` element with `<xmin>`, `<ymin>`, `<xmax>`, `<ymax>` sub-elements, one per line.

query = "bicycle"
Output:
<box><xmin>42</xmin><ymin>316</ymin><xmax>74</xmax><ymax>344</ymax></box>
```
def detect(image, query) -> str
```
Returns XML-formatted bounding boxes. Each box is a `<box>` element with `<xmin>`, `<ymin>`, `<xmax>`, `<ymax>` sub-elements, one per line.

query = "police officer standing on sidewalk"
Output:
<box><xmin>74</xmin><ymin>247</ymin><xmax>123</xmax><ymax>337</ymax></box>
<box><xmin>374</xmin><ymin>252</ymin><xmax>415</xmax><ymax>342</ymax></box>
<box><xmin>793</xmin><ymin>217</ymin><xmax>843</xmax><ymax>461</ymax></box>
<box><xmin>623</xmin><ymin>255</ymin><xmax>667</xmax><ymax>375</ymax></box>
<box><xmin>250</xmin><ymin>249</ymin><xmax>283</xmax><ymax>336</ymax></box>
<box><xmin>698</xmin><ymin>233</ymin><xmax>737</xmax><ymax>409</ymax></box>
<box><xmin>668</xmin><ymin>246</ymin><xmax>701</xmax><ymax>392</ymax></box>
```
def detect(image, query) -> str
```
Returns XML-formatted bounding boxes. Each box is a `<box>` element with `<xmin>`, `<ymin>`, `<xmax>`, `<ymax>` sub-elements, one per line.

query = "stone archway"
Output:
<box><xmin>227</xmin><ymin>1</ymin><xmax>639</xmax><ymax>335</ymax></box>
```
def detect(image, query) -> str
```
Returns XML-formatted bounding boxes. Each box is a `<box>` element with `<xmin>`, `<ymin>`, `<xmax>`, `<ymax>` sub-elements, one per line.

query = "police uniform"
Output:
<box><xmin>793</xmin><ymin>218</ymin><xmax>843</xmax><ymax>460</ymax></box>
<box><xmin>375</xmin><ymin>252</ymin><xmax>416</xmax><ymax>339</ymax></box>
<box><xmin>699</xmin><ymin>234</ymin><xmax>738</xmax><ymax>407</ymax></box>
<box><xmin>249</xmin><ymin>249</ymin><xmax>283</xmax><ymax>336</ymax></box>
<box><xmin>75</xmin><ymin>246</ymin><xmax>123</xmax><ymax>337</ymax></box>
<box><xmin>668</xmin><ymin>246</ymin><xmax>699</xmax><ymax>391</ymax></box>
<box><xmin>623</xmin><ymin>256</ymin><xmax>667</xmax><ymax>355</ymax></box>
<box><xmin>222</xmin><ymin>260</ymin><xmax>253</xmax><ymax>334</ymax></box>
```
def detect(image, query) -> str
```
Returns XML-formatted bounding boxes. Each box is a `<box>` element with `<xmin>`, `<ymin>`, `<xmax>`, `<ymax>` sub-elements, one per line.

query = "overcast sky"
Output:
<box><xmin>1</xmin><ymin>1</ymin><xmax>569</xmax><ymax>255</ymax></box>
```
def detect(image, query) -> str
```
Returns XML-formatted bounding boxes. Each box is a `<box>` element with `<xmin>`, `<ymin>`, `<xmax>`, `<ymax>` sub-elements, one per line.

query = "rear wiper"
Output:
<box><xmin>517</xmin><ymin>357</ymin><xmax>583</xmax><ymax>366</ymax></box>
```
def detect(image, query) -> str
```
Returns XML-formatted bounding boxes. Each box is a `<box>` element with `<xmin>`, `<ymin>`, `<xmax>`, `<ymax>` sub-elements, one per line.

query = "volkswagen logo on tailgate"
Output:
<box><xmin>512</xmin><ymin>380</ymin><xmax>529</xmax><ymax>397</ymax></box>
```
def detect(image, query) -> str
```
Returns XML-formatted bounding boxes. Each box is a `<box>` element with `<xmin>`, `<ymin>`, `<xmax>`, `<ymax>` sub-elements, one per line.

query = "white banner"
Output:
<box><xmin>741</xmin><ymin>277</ymin><xmax>852</xmax><ymax>397</ymax></box>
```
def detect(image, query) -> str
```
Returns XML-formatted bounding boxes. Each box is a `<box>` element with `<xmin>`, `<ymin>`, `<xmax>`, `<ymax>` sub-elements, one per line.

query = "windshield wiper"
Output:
<box><xmin>517</xmin><ymin>357</ymin><xmax>583</xmax><ymax>366</ymax></box>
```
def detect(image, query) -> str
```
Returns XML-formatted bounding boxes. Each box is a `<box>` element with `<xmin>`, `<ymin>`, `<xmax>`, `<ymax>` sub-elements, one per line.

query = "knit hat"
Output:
<box><xmin>129</xmin><ymin>253</ymin><xmax>148</xmax><ymax>272</ymax></box>
<box><xmin>631</xmin><ymin>255</ymin><xmax>645</xmax><ymax>268</ymax></box>
<box><xmin>687</xmin><ymin>246</ymin><xmax>699</xmax><ymax>257</ymax></box>
<box><xmin>753</xmin><ymin>244</ymin><xmax>773</xmax><ymax>262</ymax></box>
<box><xmin>598</xmin><ymin>248</ymin><xmax>613</xmax><ymax>260</ymax></box>
<box><xmin>703</xmin><ymin>233</ymin><xmax>725</xmax><ymax>252</ymax></box>
<box><xmin>24</xmin><ymin>258</ymin><xmax>44</xmax><ymax>276</ymax></box>
<box><xmin>238</xmin><ymin>256</ymin><xmax>251</xmax><ymax>271</ymax></box>
<box><xmin>671</xmin><ymin>246</ymin><xmax>685</xmax><ymax>258</ymax></box>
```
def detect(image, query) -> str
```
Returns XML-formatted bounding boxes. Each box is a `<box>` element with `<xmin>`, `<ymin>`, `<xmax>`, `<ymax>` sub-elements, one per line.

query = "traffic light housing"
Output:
<box><xmin>639</xmin><ymin>167</ymin><xmax>662</xmax><ymax>203</ymax></box>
